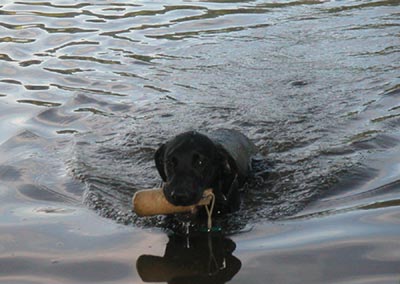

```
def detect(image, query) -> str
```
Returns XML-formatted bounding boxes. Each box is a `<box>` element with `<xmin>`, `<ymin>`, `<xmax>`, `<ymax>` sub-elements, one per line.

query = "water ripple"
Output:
<box><xmin>0</xmin><ymin>0</ymin><xmax>399</xmax><ymax>226</ymax></box>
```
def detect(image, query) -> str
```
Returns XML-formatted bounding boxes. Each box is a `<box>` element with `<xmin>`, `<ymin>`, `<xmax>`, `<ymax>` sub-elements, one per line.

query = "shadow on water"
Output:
<box><xmin>137</xmin><ymin>232</ymin><xmax>241</xmax><ymax>284</ymax></box>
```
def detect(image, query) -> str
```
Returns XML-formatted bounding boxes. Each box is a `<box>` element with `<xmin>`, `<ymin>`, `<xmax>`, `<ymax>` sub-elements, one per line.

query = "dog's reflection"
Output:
<box><xmin>136</xmin><ymin>233</ymin><xmax>241</xmax><ymax>284</ymax></box>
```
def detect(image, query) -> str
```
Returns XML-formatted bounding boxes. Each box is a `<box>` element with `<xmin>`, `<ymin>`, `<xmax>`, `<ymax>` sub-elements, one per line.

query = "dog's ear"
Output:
<box><xmin>216</xmin><ymin>145</ymin><xmax>238</xmax><ymax>177</ymax></box>
<box><xmin>154</xmin><ymin>143</ymin><xmax>167</xmax><ymax>181</ymax></box>
<box><xmin>216</xmin><ymin>144</ymin><xmax>242</xmax><ymax>212</ymax></box>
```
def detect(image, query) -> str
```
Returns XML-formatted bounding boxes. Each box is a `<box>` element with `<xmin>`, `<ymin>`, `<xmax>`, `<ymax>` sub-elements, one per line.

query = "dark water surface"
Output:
<box><xmin>1</xmin><ymin>0</ymin><xmax>400</xmax><ymax>283</ymax></box>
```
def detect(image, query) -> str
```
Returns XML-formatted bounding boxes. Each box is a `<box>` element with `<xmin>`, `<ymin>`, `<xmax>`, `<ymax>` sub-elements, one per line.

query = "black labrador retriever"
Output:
<box><xmin>155</xmin><ymin>129</ymin><xmax>257</xmax><ymax>214</ymax></box>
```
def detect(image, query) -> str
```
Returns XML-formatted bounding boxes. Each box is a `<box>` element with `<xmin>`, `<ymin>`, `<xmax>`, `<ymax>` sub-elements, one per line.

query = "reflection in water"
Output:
<box><xmin>137</xmin><ymin>233</ymin><xmax>241</xmax><ymax>284</ymax></box>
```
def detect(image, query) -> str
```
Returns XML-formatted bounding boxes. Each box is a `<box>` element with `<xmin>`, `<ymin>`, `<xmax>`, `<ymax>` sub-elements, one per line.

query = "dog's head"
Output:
<box><xmin>155</xmin><ymin>131</ymin><xmax>236</xmax><ymax>206</ymax></box>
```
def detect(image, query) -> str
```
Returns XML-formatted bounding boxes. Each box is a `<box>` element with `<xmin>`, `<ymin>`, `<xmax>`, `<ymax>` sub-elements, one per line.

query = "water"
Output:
<box><xmin>0</xmin><ymin>0</ymin><xmax>399</xmax><ymax>283</ymax></box>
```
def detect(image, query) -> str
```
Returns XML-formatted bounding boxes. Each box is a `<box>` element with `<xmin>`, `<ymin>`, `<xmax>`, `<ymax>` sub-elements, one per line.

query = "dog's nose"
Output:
<box><xmin>169</xmin><ymin>190</ymin><xmax>192</xmax><ymax>205</ymax></box>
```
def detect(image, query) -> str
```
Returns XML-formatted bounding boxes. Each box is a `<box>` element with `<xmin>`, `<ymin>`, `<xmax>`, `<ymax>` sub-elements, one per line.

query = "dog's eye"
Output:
<box><xmin>193</xmin><ymin>154</ymin><xmax>205</xmax><ymax>168</ymax></box>
<box><xmin>167</xmin><ymin>157</ymin><xmax>178</xmax><ymax>168</ymax></box>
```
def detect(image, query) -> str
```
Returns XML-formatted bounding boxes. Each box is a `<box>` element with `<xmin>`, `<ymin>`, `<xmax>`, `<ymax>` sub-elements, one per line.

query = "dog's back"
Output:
<box><xmin>208</xmin><ymin>129</ymin><xmax>257</xmax><ymax>182</ymax></box>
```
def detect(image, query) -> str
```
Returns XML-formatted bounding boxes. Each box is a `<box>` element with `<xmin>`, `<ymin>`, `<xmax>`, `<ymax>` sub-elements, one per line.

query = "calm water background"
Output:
<box><xmin>0</xmin><ymin>0</ymin><xmax>400</xmax><ymax>283</ymax></box>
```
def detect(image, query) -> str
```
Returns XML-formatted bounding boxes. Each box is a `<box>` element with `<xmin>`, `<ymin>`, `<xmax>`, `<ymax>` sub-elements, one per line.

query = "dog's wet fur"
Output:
<box><xmin>155</xmin><ymin>129</ymin><xmax>257</xmax><ymax>214</ymax></box>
